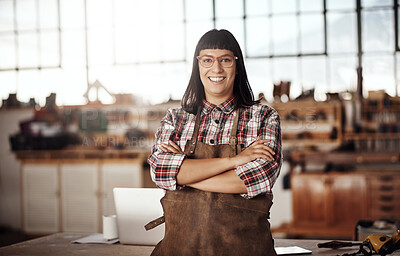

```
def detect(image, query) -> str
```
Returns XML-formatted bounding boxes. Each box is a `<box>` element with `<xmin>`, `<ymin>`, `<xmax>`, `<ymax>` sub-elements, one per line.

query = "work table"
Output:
<box><xmin>2</xmin><ymin>233</ymin><xmax>400</xmax><ymax>256</ymax></box>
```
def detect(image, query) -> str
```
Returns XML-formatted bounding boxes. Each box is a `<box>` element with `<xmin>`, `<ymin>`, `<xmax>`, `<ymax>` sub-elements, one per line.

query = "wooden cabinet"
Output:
<box><xmin>61</xmin><ymin>162</ymin><xmax>100</xmax><ymax>233</ymax></box>
<box><xmin>289</xmin><ymin>151</ymin><xmax>400</xmax><ymax>239</ymax></box>
<box><xmin>22</xmin><ymin>163</ymin><xmax>60</xmax><ymax>234</ymax></box>
<box><xmin>291</xmin><ymin>173</ymin><xmax>367</xmax><ymax>238</ymax></box>
<box><xmin>21</xmin><ymin>159</ymin><xmax>144</xmax><ymax>234</ymax></box>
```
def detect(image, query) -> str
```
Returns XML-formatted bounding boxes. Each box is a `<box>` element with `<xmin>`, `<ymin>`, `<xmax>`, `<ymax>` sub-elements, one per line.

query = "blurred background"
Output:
<box><xmin>1</xmin><ymin>0</ymin><xmax>400</xmax><ymax>246</ymax></box>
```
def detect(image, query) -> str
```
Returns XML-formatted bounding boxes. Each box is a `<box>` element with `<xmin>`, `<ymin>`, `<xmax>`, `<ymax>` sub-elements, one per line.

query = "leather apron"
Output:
<box><xmin>150</xmin><ymin>109</ymin><xmax>277</xmax><ymax>256</ymax></box>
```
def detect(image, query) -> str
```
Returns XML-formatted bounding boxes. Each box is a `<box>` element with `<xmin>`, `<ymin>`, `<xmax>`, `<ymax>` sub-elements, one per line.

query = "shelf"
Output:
<box><xmin>344</xmin><ymin>133</ymin><xmax>400</xmax><ymax>140</ymax></box>
<box><xmin>290</xmin><ymin>151</ymin><xmax>400</xmax><ymax>166</ymax></box>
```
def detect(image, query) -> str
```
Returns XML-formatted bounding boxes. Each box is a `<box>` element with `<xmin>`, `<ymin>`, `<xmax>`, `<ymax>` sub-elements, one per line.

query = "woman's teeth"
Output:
<box><xmin>209</xmin><ymin>77</ymin><xmax>225</xmax><ymax>82</ymax></box>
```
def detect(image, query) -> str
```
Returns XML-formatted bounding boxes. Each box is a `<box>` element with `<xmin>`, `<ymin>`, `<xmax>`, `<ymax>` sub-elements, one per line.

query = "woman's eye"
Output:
<box><xmin>203</xmin><ymin>58</ymin><xmax>213</xmax><ymax>63</ymax></box>
<box><xmin>221</xmin><ymin>58</ymin><xmax>232</xmax><ymax>63</ymax></box>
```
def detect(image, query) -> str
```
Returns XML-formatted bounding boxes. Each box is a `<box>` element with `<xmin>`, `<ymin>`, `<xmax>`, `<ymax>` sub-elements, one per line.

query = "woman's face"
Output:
<box><xmin>198</xmin><ymin>49</ymin><xmax>236</xmax><ymax>105</ymax></box>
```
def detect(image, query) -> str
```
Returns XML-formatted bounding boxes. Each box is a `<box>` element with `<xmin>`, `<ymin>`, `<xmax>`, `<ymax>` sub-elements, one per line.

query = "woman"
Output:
<box><xmin>147</xmin><ymin>29</ymin><xmax>281</xmax><ymax>256</ymax></box>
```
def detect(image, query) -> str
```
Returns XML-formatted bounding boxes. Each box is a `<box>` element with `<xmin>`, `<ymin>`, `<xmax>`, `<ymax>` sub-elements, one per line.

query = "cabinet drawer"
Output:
<box><xmin>369</xmin><ymin>206</ymin><xmax>400</xmax><ymax>219</ymax></box>
<box><xmin>369</xmin><ymin>182</ymin><xmax>400</xmax><ymax>192</ymax></box>
<box><xmin>369</xmin><ymin>191</ymin><xmax>400</xmax><ymax>203</ymax></box>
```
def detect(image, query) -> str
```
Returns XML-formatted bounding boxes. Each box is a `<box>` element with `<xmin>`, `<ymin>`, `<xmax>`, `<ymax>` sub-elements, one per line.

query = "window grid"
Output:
<box><xmin>0</xmin><ymin>0</ymin><xmax>399</xmax><ymax>105</ymax></box>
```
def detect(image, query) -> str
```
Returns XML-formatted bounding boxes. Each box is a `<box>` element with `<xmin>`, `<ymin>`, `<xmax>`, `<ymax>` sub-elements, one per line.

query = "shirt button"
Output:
<box><xmin>215</xmin><ymin>119</ymin><xmax>219</xmax><ymax>124</ymax></box>
<box><xmin>210</xmin><ymin>139</ymin><xmax>215</xmax><ymax>144</ymax></box>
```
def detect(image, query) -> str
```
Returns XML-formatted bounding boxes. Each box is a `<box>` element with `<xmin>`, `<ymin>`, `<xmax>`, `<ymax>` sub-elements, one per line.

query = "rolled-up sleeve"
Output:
<box><xmin>147</xmin><ymin>110</ymin><xmax>186</xmax><ymax>190</ymax></box>
<box><xmin>235</xmin><ymin>108</ymin><xmax>282</xmax><ymax>199</ymax></box>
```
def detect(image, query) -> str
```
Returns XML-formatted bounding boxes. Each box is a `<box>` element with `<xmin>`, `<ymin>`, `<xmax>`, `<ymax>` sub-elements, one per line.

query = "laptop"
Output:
<box><xmin>113</xmin><ymin>187</ymin><xmax>165</xmax><ymax>245</ymax></box>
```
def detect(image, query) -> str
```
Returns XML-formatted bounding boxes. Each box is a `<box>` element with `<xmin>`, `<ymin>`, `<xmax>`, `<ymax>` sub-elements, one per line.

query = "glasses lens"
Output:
<box><xmin>199</xmin><ymin>56</ymin><xmax>214</xmax><ymax>68</ymax></box>
<box><xmin>220</xmin><ymin>56</ymin><xmax>234</xmax><ymax>68</ymax></box>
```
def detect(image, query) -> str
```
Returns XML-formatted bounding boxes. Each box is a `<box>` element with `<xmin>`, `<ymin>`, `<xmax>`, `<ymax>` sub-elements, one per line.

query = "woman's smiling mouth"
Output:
<box><xmin>209</xmin><ymin>76</ymin><xmax>226</xmax><ymax>82</ymax></box>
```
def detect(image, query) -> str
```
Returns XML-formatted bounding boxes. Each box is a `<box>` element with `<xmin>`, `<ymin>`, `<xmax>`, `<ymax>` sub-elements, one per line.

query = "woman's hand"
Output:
<box><xmin>231</xmin><ymin>139</ymin><xmax>275</xmax><ymax>167</ymax></box>
<box><xmin>159</xmin><ymin>140</ymin><xmax>184</xmax><ymax>154</ymax></box>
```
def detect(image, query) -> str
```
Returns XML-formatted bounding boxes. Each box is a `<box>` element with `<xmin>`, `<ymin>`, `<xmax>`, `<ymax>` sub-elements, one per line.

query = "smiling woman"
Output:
<box><xmin>147</xmin><ymin>29</ymin><xmax>282</xmax><ymax>256</ymax></box>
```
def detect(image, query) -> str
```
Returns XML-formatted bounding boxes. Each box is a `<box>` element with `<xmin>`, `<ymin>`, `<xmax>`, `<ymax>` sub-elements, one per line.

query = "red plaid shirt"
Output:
<box><xmin>147</xmin><ymin>97</ymin><xmax>282</xmax><ymax>199</ymax></box>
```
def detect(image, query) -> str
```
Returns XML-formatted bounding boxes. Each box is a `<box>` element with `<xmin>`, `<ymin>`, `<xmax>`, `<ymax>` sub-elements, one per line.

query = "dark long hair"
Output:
<box><xmin>181</xmin><ymin>29</ymin><xmax>259</xmax><ymax>114</ymax></box>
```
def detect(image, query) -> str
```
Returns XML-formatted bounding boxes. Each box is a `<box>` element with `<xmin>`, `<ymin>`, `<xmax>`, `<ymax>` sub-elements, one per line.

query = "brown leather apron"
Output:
<box><xmin>150</xmin><ymin>109</ymin><xmax>277</xmax><ymax>256</ymax></box>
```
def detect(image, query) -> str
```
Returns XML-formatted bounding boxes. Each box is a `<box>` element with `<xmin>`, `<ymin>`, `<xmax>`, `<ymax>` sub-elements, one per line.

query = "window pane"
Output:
<box><xmin>87</xmin><ymin>0</ymin><xmax>113</xmax><ymax>29</ymax></box>
<box><xmin>216</xmin><ymin>0</ymin><xmax>243</xmax><ymax>19</ymax></box>
<box><xmin>0</xmin><ymin>0</ymin><xmax>14</xmax><ymax>32</ymax></box>
<box><xmin>161</xmin><ymin>23</ymin><xmax>185</xmax><ymax>61</ymax></box>
<box><xmin>215</xmin><ymin>19</ymin><xmax>245</xmax><ymax>54</ymax></box>
<box><xmin>18</xmin><ymin>32</ymin><xmax>39</xmax><ymax>67</ymax></box>
<box><xmin>271</xmin><ymin>57</ymin><xmax>299</xmax><ymax>98</ymax></box>
<box><xmin>17</xmin><ymin>70</ymin><xmax>40</xmax><ymax>103</ymax></box>
<box><xmin>115</xmin><ymin>0</ymin><xmax>136</xmax><ymax>26</ymax></box>
<box><xmin>246</xmin><ymin>59</ymin><xmax>272</xmax><ymax>101</ymax></box>
<box><xmin>0</xmin><ymin>35</ymin><xmax>16</xmax><ymax>69</ymax></box>
<box><xmin>56</xmin><ymin>68</ymin><xmax>87</xmax><ymax>105</ymax></box>
<box><xmin>300</xmin><ymin>56</ymin><xmax>326</xmax><ymax>100</ymax></box>
<box><xmin>246</xmin><ymin>17</ymin><xmax>270</xmax><ymax>57</ymax></box>
<box><xmin>87</xmin><ymin>28</ymin><xmax>113</xmax><ymax>66</ymax></box>
<box><xmin>185</xmin><ymin>0</ymin><xmax>213</xmax><ymax>21</ymax></box>
<box><xmin>362</xmin><ymin>10</ymin><xmax>394</xmax><ymax>52</ymax></box>
<box><xmin>60</xmin><ymin>0</ymin><xmax>85</xmax><ymax>29</ymax></box>
<box><xmin>16</xmin><ymin>0</ymin><xmax>37</xmax><ymax>30</ymax></box>
<box><xmin>0</xmin><ymin>72</ymin><xmax>17</xmax><ymax>102</ymax></box>
<box><xmin>134</xmin><ymin>22</ymin><xmax>161</xmax><ymax>62</ymax></box>
<box><xmin>271</xmin><ymin>15</ymin><xmax>297</xmax><ymax>55</ymax></box>
<box><xmin>363</xmin><ymin>54</ymin><xmax>395</xmax><ymax>96</ymax></box>
<box><xmin>39</xmin><ymin>0</ymin><xmax>59</xmax><ymax>29</ymax></box>
<box><xmin>40</xmin><ymin>31</ymin><xmax>60</xmax><ymax>66</ymax></box>
<box><xmin>161</xmin><ymin>63</ymin><xmax>190</xmax><ymax>100</ymax></box>
<box><xmin>246</xmin><ymin>0</ymin><xmax>269</xmax><ymax>16</ymax></box>
<box><xmin>327</xmin><ymin>0</ymin><xmax>355</xmax><ymax>10</ymax></box>
<box><xmin>61</xmin><ymin>30</ymin><xmax>86</xmax><ymax>67</ymax></box>
<box><xmin>327</xmin><ymin>12</ymin><xmax>357</xmax><ymax>54</ymax></box>
<box><xmin>115</xmin><ymin>27</ymin><xmax>137</xmax><ymax>64</ymax></box>
<box><xmin>39</xmin><ymin>68</ymin><xmax>64</xmax><ymax>105</ymax></box>
<box><xmin>299</xmin><ymin>0</ymin><xmax>323</xmax><ymax>12</ymax></box>
<box><xmin>272</xmin><ymin>0</ymin><xmax>296</xmax><ymax>14</ymax></box>
<box><xmin>185</xmin><ymin>21</ymin><xmax>214</xmax><ymax>61</ymax></box>
<box><xmin>362</xmin><ymin>0</ymin><xmax>392</xmax><ymax>8</ymax></box>
<box><xmin>328</xmin><ymin>56</ymin><xmax>357</xmax><ymax>92</ymax></box>
<box><xmin>160</xmin><ymin>0</ymin><xmax>184</xmax><ymax>22</ymax></box>
<box><xmin>300</xmin><ymin>14</ymin><xmax>324</xmax><ymax>53</ymax></box>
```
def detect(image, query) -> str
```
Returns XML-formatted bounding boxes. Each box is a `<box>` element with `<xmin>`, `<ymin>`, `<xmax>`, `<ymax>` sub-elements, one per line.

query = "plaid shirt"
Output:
<box><xmin>147</xmin><ymin>97</ymin><xmax>282</xmax><ymax>199</ymax></box>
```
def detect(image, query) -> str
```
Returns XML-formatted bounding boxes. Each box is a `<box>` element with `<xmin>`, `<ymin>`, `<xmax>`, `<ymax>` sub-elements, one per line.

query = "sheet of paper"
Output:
<box><xmin>72</xmin><ymin>233</ymin><xmax>119</xmax><ymax>244</ymax></box>
<box><xmin>275</xmin><ymin>246</ymin><xmax>312</xmax><ymax>255</ymax></box>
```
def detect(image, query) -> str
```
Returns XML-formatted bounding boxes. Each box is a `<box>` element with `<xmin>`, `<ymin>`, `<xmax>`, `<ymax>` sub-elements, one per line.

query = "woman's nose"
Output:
<box><xmin>211</xmin><ymin>60</ymin><xmax>223</xmax><ymax>72</ymax></box>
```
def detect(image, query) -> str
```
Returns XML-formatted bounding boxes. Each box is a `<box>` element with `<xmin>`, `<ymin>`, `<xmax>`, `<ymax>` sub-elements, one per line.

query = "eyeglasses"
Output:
<box><xmin>196</xmin><ymin>55</ymin><xmax>238</xmax><ymax>68</ymax></box>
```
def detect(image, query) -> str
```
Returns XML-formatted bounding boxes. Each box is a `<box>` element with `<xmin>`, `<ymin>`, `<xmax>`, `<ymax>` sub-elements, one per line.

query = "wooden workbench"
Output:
<box><xmin>2</xmin><ymin>233</ymin><xmax>400</xmax><ymax>256</ymax></box>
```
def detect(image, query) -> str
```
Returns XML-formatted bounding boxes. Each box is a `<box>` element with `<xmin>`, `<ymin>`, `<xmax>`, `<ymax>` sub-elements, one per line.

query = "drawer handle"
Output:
<box><xmin>379</xmin><ymin>195</ymin><xmax>393</xmax><ymax>201</ymax></box>
<box><xmin>380</xmin><ymin>185</ymin><xmax>394</xmax><ymax>191</ymax></box>
<box><xmin>379</xmin><ymin>176</ymin><xmax>392</xmax><ymax>182</ymax></box>
<box><xmin>380</xmin><ymin>206</ymin><xmax>394</xmax><ymax>212</ymax></box>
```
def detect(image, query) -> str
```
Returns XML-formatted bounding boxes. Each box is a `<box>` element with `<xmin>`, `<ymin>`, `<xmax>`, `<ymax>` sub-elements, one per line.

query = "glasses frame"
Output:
<box><xmin>196</xmin><ymin>55</ymin><xmax>238</xmax><ymax>68</ymax></box>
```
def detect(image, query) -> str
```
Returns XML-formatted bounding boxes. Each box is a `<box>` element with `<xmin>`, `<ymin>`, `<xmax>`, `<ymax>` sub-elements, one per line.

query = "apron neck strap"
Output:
<box><xmin>187</xmin><ymin>108</ymin><xmax>202</xmax><ymax>154</ymax></box>
<box><xmin>229</xmin><ymin>108</ymin><xmax>240</xmax><ymax>145</ymax></box>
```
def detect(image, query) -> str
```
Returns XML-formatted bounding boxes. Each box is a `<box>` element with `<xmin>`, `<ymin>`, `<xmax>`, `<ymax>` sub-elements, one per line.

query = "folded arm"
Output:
<box><xmin>160</xmin><ymin>139</ymin><xmax>275</xmax><ymax>194</ymax></box>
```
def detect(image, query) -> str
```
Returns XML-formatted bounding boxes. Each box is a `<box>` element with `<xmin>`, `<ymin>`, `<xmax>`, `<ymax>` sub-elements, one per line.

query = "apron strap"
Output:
<box><xmin>187</xmin><ymin>108</ymin><xmax>202</xmax><ymax>154</ymax></box>
<box><xmin>229</xmin><ymin>109</ymin><xmax>240</xmax><ymax>146</ymax></box>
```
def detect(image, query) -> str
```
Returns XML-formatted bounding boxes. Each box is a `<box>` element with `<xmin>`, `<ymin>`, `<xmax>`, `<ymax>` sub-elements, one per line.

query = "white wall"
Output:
<box><xmin>0</xmin><ymin>109</ymin><xmax>34</xmax><ymax>229</ymax></box>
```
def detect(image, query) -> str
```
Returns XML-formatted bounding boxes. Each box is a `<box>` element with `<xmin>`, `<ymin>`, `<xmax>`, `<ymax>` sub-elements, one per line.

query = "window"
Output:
<box><xmin>0</xmin><ymin>0</ymin><xmax>399</xmax><ymax>106</ymax></box>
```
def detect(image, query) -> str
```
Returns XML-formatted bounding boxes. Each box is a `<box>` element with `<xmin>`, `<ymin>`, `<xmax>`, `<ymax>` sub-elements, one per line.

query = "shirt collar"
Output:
<box><xmin>202</xmin><ymin>97</ymin><xmax>235</xmax><ymax>115</ymax></box>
